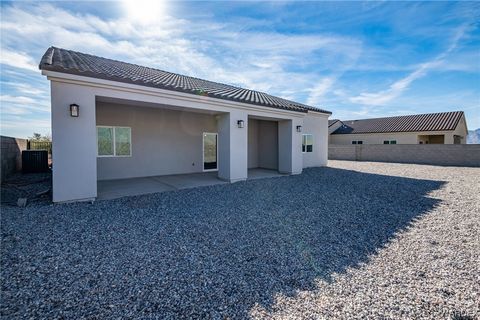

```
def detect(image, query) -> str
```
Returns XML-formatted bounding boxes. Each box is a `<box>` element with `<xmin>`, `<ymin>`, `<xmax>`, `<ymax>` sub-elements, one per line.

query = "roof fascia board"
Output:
<box><xmin>42</xmin><ymin>70</ymin><xmax>311</xmax><ymax>118</ymax></box>
<box><xmin>331</xmin><ymin>129</ymin><xmax>456</xmax><ymax>135</ymax></box>
<box><xmin>306</xmin><ymin>110</ymin><xmax>331</xmax><ymax>119</ymax></box>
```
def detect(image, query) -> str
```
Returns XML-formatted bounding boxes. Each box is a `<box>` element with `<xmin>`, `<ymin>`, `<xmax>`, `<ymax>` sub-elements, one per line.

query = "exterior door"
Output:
<box><xmin>203</xmin><ymin>133</ymin><xmax>218</xmax><ymax>171</ymax></box>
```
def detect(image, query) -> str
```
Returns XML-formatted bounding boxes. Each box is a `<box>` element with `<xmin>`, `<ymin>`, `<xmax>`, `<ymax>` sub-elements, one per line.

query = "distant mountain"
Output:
<box><xmin>467</xmin><ymin>129</ymin><xmax>480</xmax><ymax>144</ymax></box>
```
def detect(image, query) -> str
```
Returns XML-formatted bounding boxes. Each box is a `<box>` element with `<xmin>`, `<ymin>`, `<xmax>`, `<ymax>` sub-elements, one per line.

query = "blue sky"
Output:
<box><xmin>1</xmin><ymin>1</ymin><xmax>479</xmax><ymax>138</ymax></box>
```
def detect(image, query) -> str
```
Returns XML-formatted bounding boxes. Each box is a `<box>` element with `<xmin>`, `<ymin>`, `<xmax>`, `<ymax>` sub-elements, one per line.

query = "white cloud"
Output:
<box><xmin>1</xmin><ymin>94</ymin><xmax>36</xmax><ymax>104</ymax></box>
<box><xmin>0</xmin><ymin>2</ymin><xmax>364</xmax><ymax>136</ymax></box>
<box><xmin>306</xmin><ymin>78</ymin><xmax>336</xmax><ymax>106</ymax></box>
<box><xmin>1</xmin><ymin>2</ymin><xmax>477</xmax><ymax>137</ymax></box>
<box><xmin>1</xmin><ymin>82</ymin><xmax>45</xmax><ymax>95</ymax></box>
<box><xmin>0</xmin><ymin>116</ymin><xmax>51</xmax><ymax>138</ymax></box>
<box><xmin>349</xmin><ymin>23</ymin><xmax>471</xmax><ymax>106</ymax></box>
<box><xmin>0</xmin><ymin>3</ymin><xmax>360</xmax><ymax>97</ymax></box>
<box><xmin>0</xmin><ymin>95</ymin><xmax>50</xmax><ymax>115</ymax></box>
<box><xmin>0</xmin><ymin>50</ymin><xmax>38</xmax><ymax>72</ymax></box>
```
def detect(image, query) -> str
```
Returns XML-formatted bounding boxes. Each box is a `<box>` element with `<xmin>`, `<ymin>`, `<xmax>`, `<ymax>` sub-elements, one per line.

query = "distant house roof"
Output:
<box><xmin>331</xmin><ymin>111</ymin><xmax>465</xmax><ymax>135</ymax></box>
<box><xmin>328</xmin><ymin>119</ymin><xmax>341</xmax><ymax>127</ymax></box>
<box><xmin>39</xmin><ymin>47</ymin><xmax>331</xmax><ymax>115</ymax></box>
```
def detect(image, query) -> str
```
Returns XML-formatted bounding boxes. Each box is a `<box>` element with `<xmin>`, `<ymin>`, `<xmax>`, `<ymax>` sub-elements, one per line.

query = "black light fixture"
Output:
<box><xmin>237</xmin><ymin>120</ymin><xmax>244</xmax><ymax>128</ymax></box>
<box><xmin>70</xmin><ymin>104</ymin><xmax>79</xmax><ymax>117</ymax></box>
<box><xmin>296</xmin><ymin>125</ymin><xmax>302</xmax><ymax>132</ymax></box>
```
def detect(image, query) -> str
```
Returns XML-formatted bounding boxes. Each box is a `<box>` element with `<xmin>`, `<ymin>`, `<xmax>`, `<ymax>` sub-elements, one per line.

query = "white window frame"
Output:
<box><xmin>202</xmin><ymin>132</ymin><xmax>218</xmax><ymax>172</ymax></box>
<box><xmin>302</xmin><ymin>134</ymin><xmax>313</xmax><ymax>153</ymax></box>
<box><xmin>96</xmin><ymin>126</ymin><xmax>132</xmax><ymax>157</ymax></box>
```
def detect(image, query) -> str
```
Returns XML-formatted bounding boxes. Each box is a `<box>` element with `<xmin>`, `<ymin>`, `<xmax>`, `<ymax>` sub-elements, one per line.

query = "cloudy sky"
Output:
<box><xmin>1</xmin><ymin>1</ymin><xmax>479</xmax><ymax>138</ymax></box>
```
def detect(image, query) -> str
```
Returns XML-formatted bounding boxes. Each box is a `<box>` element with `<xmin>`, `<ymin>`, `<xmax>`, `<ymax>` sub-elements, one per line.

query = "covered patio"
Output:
<box><xmin>97</xmin><ymin>168</ymin><xmax>286</xmax><ymax>200</ymax></box>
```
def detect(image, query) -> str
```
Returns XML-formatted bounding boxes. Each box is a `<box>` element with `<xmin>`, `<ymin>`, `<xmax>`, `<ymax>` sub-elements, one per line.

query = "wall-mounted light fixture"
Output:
<box><xmin>70</xmin><ymin>104</ymin><xmax>79</xmax><ymax>117</ymax></box>
<box><xmin>296</xmin><ymin>125</ymin><xmax>302</xmax><ymax>132</ymax></box>
<box><xmin>237</xmin><ymin>120</ymin><xmax>244</xmax><ymax>128</ymax></box>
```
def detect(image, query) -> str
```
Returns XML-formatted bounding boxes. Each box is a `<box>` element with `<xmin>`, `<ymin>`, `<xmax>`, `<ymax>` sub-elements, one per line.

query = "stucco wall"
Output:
<box><xmin>258</xmin><ymin>120</ymin><xmax>278</xmax><ymax>170</ymax></box>
<box><xmin>51</xmin><ymin>81</ymin><xmax>97</xmax><ymax>202</ymax></box>
<box><xmin>248</xmin><ymin>119</ymin><xmax>278</xmax><ymax>170</ymax></box>
<box><xmin>96</xmin><ymin>103</ymin><xmax>217</xmax><ymax>180</ymax></box>
<box><xmin>329</xmin><ymin>144</ymin><xmax>480</xmax><ymax>167</ymax></box>
<box><xmin>248</xmin><ymin>119</ymin><xmax>259</xmax><ymax>169</ymax></box>
<box><xmin>452</xmin><ymin>116</ymin><xmax>468</xmax><ymax>144</ymax></box>
<box><xmin>302</xmin><ymin>112</ymin><xmax>329</xmax><ymax>167</ymax></box>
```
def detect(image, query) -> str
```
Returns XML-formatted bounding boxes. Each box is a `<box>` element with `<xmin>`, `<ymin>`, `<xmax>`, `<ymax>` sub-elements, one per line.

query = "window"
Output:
<box><xmin>97</xmin><ymin>126</ymin><xmax>131</xmax><ymax>157</ymax></box>
<box><xmin>97</xmin><ymin>127</ymin><xmax>114</xmax><ymax>156</ymax></box>
<box><xmin>302</xmin><ymin>134</ymin><xmax>313</xmax><ymax>153</ymax></box>
<box><xmin>352</xmin><ymin>140</ymin><xmax>363</xmax><ymax>145</ymax></box>
<box><xmin>383</xmin><ymin>140</ymin><xmax>397</xmax><ymax>144</ymax></box>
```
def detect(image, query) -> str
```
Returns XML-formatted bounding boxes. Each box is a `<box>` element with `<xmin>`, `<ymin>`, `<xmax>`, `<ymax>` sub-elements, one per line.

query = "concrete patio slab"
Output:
<box><xmin>97</xmin><ymin>169</ymin><xmax>286</xmax><ymax>200</ymax></box>
<box><xmin>247</xmin><ymin>168</ymin><xmax>287</xmax><ymax>180</ymax></box>
<box><xmin>153</xmin><ymin>172</ymin><xmax>226</xmax><ymax>189</ymax></box>
<box><xmin>97</xmin><ymin>171</ymin><xmax>226</xmax><ymax>200</ymax></box>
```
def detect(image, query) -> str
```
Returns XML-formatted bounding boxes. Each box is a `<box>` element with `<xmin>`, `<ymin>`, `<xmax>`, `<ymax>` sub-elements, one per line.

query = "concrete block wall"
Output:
<box><xmin>1</xmin><ymin>136</ymin><xmax>28</xmax><ymax>181</ymax></box>
<box><xmin>329</xmin><ymin>144</ymin><xmax>480</xmax><ymax>167</ymax></box>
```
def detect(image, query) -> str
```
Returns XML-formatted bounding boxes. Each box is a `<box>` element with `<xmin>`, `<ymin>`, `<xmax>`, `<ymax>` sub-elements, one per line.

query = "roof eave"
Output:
<box><xmin>42</xmin><ymin>68</ymin><xmax>317</xmax><ymax>115</ymax></box>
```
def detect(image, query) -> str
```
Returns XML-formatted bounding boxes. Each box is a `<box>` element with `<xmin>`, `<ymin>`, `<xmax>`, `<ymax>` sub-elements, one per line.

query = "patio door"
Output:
<box><xmin>203</xmin><ymin>133</ymin><xmax>218</xmax><ymax>171</ymax></box>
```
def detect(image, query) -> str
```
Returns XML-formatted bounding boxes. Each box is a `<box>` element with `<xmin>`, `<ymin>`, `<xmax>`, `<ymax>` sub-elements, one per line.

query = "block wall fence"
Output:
<box><xmin>329</xmin><ymin>144</ymin><xmax>480</xmax><ymax>167</ymax></box>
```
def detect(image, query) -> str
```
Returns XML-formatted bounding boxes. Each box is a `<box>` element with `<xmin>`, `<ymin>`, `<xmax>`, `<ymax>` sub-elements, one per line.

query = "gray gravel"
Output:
<box><xmin>1</xmin><ymin>172</ymin><xmax>51</xmax><ymax>206</ymax></box>
<box><xmin>1</xmin><ymin>161</ymin><xmax>479</xmax><ymax>319</ymax></box>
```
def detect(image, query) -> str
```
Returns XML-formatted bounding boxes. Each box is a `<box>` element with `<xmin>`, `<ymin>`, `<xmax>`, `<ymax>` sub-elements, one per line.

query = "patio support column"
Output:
<box><xmin>51</xmin><ymin>81</ymin><xmax>97</xmax><ymax>202</ymax></box>
<box><xmin>217</xmin><ymin>110</ymin><xmax>248</xmax><ymax>182</ymax></box>
<box><xmin>278</xmin><ymin>118</ymin><xmax>303</xmax><ymax>174</ymax></box>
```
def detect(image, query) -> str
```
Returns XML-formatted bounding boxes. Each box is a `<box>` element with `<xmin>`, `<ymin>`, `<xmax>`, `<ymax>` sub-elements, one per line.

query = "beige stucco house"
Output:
<box><xmin>40</xmin><ymin>47</ymin><xmax>331</xmax><ymax>202</ymax></box>
<box><xmin>329</xmin><ymin>111</ymin><xmax>468</xmax><ymax>145</ymax></box>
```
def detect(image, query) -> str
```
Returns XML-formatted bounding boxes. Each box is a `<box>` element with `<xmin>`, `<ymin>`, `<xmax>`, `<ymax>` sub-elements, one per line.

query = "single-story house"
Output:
<box><xmin>39</xmin><ymin>47</ymin><xmax>331</xmax><ymax>202</ymax></box>
<box><xmin>329</xmin><ymin>111</ymin><xmax>467</xmax><ymax>145</ymax></box>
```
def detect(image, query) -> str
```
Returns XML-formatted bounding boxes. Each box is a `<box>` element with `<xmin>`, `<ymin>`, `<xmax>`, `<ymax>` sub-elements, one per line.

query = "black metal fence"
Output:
<box><xmin>27</xmin><ymin>141</ymin><xmax>52</xmax><ymax>155</ymax></box>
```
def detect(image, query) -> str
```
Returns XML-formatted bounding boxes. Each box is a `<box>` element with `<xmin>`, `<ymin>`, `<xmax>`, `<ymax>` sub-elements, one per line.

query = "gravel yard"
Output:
<box><xmin>1</xmin><ymin>161</ymin><xmax>479</xmax><ymax>319</ymax></box>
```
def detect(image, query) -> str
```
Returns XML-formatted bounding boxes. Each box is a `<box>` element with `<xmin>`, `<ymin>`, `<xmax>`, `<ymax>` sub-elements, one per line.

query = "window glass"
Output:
<box><xmin>302</xmin><ymin>134</ymin><xmax>313</xmax><ymax>153</ymax></box>
<box><xmin>115</xmin><ymin>127</ymin><xmax>131</xmax><ymax>156</ymax></box>
<box><xmin>390</xmin><ymin>140</ymin><xmax>397</xmax><ymax>144</ymax></box>
<box><xmin>352</xmin><ymin>141</ymin><xmax>357</xmax><ymax>145</ymax></box>
<box><xmin>383</xmin><ymin>140</ymin><xmax>389</xmax><ymax>144</ymax></box>
<box><xmin>203</xmin><ymin>133</ymin><xmax>218</xmax><ymax>170</ymax></box>
<box><xmin>357</xmin><ymin>141</ymin><xmax>363</xmax><ymax>144</ymax></box>
<box><xmin>97</xmin><ymin>127</ymin><xmax>114</xmax><ymax>156</ymax></box>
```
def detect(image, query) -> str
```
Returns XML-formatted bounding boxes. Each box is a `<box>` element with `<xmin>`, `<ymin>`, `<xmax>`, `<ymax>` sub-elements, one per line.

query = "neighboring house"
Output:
<box><xmin>329</xmin><ymin>111</ymin><xmax>468</xmax><ymax>145</ymax></box>
<box><xmin>39</xmin><ymin>47</ymin><xmax>331</xmax><ymax>202</ymax></box>
<box><xmin>328</xmin><ymin>119</ymin><xmax>342</xmax><ymax>134</ymax></box>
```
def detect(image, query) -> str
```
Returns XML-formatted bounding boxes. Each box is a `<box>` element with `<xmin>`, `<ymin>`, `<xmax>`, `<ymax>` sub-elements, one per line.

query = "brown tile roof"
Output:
<box><xmin>39</xmin><ymin>47</ymin><xmax>331</xmax><ymax>114</ymax></box>
<box><xmin>332</xmin><ymin>111</ymin><xmax>465</xmax><ymax>134</ymax></box>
